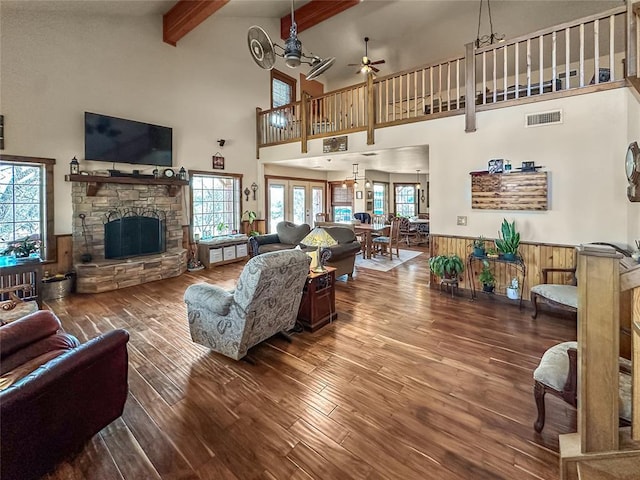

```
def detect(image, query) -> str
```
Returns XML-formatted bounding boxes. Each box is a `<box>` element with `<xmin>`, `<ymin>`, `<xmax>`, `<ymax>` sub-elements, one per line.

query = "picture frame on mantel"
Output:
<box><xmin>212</xmin><ymin>155</ymin><xmax>225</xmax><ymax>170</ymax></box>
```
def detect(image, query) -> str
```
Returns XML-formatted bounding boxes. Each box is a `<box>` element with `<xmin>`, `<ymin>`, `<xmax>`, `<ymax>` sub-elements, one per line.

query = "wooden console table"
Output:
<box><xmin>197</xmin><ymin>235</ymin><xmax>249</xmax><ymax>268</ymax></box>
<box><xmin>297</xmin><ymin>267</ymin><xmax>337</xmax><ymax>331</ymax></box>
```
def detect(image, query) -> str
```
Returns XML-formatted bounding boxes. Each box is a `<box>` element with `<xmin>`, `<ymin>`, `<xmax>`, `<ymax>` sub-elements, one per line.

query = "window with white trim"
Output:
<box><xmin>394</xmin><ymin>184</ymin><xmax>417</xmax><ymax>217</ymax></box>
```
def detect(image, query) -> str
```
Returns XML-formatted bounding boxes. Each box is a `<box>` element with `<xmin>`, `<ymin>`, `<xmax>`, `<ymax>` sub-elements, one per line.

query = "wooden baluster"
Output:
<box><xmin>580</xmin><ymin>23</ymin><xmax>585</xmax><ymax>87</ymax></box>
<box><xmin>594</xmin><ymin>18</ymin><xmax>600</xmax><ymax>84</ymax></box>
<box><xmin>539</xmin><ymin>35</ymin><xmax>544</xmax><ymax>94</ymax></box>
<box><xmin>565</xmin><ymin>27</ymin><xmax>571</xmax><ymax>89</ymax></box>
<box><xmin>552</xmin><ymin>31</ymin><xmax>557</xmax><ymax>91</ymax></box>
<box><xmin>610</xmin><ymin>14</ymin><xmax>615</xmax><ymax>81</ymax></box>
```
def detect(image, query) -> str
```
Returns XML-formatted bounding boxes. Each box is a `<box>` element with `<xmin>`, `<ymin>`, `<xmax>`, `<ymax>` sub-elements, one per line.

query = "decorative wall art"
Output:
<box><xmin>212</xmin><ymin>154</ymin><xmax>225</xmax><ymax>170</ymax></box>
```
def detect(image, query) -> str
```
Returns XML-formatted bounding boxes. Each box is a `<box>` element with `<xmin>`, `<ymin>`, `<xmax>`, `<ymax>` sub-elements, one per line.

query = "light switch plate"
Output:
<box><xmin>457</xmin><ymin>216</ymin><xmax>467</xmax><ymax>226</ymax></box>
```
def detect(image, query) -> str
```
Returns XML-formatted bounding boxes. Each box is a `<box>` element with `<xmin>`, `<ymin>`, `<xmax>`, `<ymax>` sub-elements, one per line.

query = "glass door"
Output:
<box><xmin>266</xmin><ymin>178</ymin><xmax>325</xmax><ymax>233</ymax></box>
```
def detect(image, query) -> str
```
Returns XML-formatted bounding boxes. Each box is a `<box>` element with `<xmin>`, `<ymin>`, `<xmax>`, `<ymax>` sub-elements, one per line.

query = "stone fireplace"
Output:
<box><xmin>69</xmin><ymin>174</ymin><xmax>188</xmax><ymax>293</ymax></box>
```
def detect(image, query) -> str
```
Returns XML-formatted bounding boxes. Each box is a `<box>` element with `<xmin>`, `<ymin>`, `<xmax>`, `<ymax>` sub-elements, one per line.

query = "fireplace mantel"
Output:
<box><xmin>65</xmin><ymin>174</ymin><xmax>189</xmax><ymax>197</ymax></box>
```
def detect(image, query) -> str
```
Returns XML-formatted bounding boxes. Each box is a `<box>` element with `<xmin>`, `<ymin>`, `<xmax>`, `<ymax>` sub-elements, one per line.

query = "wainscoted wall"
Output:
<box><xmin>430</xmin><ymin>234</ymin><xmax>631</xmax><ymax>358</ymax></box>
<box><xmin>429</xmin><ymin>234</ymin><xmax>577</xmax><ymax>300</ymax></box>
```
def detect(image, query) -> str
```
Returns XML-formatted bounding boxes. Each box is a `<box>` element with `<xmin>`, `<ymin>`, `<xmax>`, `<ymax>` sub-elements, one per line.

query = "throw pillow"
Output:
<box><xmin>277</xmin><ymin>222</ymin><xmax>310</xmax><ymax>245</ymax></box>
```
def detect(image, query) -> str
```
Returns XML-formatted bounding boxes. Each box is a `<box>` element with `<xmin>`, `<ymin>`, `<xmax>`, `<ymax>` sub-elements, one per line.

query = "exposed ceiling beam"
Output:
<box><xmin>163</xmin><ymin>0</ymin><xmax>229</xmax><ymax>47</ymax></box>
<box><xmin>280</xmin><ymin>0</ymin><xmax>360</xmax><ymax>40</ymax></box>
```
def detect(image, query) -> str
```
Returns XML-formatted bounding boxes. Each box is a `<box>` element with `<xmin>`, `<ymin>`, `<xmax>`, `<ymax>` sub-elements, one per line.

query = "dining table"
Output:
<box><xmin>353</xmin><ymin>223</ymin><xmax>390</xmax><ymax>259</ymax></box>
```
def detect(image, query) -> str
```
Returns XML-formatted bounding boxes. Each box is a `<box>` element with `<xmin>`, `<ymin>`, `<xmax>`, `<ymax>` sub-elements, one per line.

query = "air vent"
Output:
<box><xmin>361</xmin><ymin>152</ymin><xmax>378</xmax><ymax>156</ymax></box>
<box><xmin>525</xmin><ymin>110</ymin><xmax>562</xmax><ymax>128</ymax></box>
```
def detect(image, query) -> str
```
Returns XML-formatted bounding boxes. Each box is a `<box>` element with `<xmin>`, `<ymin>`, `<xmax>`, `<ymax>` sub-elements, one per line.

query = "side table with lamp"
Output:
<box><xmin>297</xmin><ymin>227</ymin><xmax>338</xmax><ymax>331</ymax></box>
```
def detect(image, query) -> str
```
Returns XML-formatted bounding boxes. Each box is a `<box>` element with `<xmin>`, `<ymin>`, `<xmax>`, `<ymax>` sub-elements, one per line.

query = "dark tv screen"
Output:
<box><xmin>84</xmin><ymin>112</ymin><xmax>172</xmax><ymax>167</ymax></box>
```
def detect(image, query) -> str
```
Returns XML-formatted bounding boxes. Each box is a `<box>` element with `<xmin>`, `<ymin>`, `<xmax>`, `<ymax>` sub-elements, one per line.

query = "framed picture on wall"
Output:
<box><xmin>356</xmin><ymin>191</ymin><xmax>363</xmax><ymax>199</ymax></box>
<box><xmin>212</xmin><ymin>155</ymin><xmax>225</xmax><ymax>170</ymax></box>
<box><xmin>366</xmin><ymin>191</ymin><xmax>373</xmax><ymax>200</ymax></box>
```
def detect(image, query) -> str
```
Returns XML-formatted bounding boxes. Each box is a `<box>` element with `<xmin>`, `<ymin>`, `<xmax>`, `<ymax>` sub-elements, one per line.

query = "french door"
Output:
<box><xmin>266</xmin><ymin>178</ymin><xmax>325</xmax><ymax>233</ymax></box>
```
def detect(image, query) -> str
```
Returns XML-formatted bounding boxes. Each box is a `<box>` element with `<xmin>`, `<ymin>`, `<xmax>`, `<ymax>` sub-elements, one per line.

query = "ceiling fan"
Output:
<box><xmin>349</xmin><ymin>37</ymin><xmax>385</xmax><ymax>75</ymax></box>
<box><xmin>247</xmin><ymin>0</ymin><xmax>335</xmax><ymax>81</ymax></box>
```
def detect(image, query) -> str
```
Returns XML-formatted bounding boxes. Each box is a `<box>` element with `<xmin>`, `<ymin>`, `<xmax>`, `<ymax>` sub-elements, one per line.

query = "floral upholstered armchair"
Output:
<box><xmin>184</xmin><ymin>250</ymin><xmax>311</xmax><ymax>360</ymax></box>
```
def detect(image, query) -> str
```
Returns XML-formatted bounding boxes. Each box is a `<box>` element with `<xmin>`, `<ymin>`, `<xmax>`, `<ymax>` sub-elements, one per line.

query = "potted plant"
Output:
<box><xmin>486</xmin><ymin>247</ymin><xmax>499</xmax><ymax>259</ymax></box>
<box><xmin>506</xmin><ymin>277</ymin><xmax>519</xmax><ymax>299</ymax></box>
<box><xmin>2</xmin><ymin>236</ymin><xmax>41</xmax><ymax>262</ymax></box>
<box><xmin>478</xmin><ymin>260</ymin><xmax>495</xmax><ymax>293</ymax></box>
<box><xmin>216</xmin><ymin>220</ymin><xmax>228</xmax><ymax>236</ymax></box>
<box><xmin>242</xmin><ymin>210</ymin><xmax>260</xmax><ymax>236</ymax></box>
<box><xmin>494</xmin><ymin>219</ymin><xmax>520</xmax><ymax>261</ymax></box>
<box><xmin>470</xmin><ymin>235</ymin><xmax>486</xmax><ymax>257</ymax></box>
<box><xmin>429</xmin><ymin>254</ymin><xmax>465</xmax><ymax>280</ymax></box>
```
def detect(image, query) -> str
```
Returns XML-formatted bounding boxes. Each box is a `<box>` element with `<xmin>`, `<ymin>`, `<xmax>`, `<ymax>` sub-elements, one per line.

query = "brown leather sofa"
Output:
<box><xmin>0</xmin><ymin>310</ymin><xmax>129</xmax><ymax>480</ymax></box>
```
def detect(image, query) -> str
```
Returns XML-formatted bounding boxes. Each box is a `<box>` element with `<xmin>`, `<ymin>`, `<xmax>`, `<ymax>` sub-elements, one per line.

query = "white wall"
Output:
<box><xmin>261</xmin><ymin>88</ymin><xmax>630</xmax><ymax>247</ymax></box>
<box><xmin>0</xmin><ymin>7</ymin><xmax>278</xmax><ymax>234</ymax></box>
<box><xmin>626</xmin><ymin>88</ymin><xmax>640</xmax><ymax>249</ymax></box>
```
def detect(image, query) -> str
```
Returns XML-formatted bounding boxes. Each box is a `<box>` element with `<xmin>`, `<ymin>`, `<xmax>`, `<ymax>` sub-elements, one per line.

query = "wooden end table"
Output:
<box><xmin>297</xmin><ymin>267</ymin><xmax>337</xmax><ymax>331</ymax></box>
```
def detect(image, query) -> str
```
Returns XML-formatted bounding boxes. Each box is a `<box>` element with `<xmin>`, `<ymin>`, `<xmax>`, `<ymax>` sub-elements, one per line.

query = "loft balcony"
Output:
<box><xmin>256</xmin><ymin>4</ymin><xmax>630</xmax><ymax>156</ymax></box>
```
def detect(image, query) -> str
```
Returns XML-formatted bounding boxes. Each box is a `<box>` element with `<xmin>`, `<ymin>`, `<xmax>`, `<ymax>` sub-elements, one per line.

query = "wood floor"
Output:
<box><xmin>43</xmin><ymin>246</ymin><xmax>577</xmax><ymax>480</ymax></box>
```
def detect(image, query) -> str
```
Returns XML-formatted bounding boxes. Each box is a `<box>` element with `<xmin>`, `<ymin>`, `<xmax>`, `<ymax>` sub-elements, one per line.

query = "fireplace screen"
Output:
<box><xmin>104</xmin><ymin>209</ymin><xmax>166</xmax><ymax>259</ymax></box>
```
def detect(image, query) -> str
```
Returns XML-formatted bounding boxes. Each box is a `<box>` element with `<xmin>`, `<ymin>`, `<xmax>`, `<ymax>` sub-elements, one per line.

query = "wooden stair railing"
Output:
<box><xmin>559</xmin><ymin>245</ymin><xmax>640</xmax><ymax>479</ymax></box>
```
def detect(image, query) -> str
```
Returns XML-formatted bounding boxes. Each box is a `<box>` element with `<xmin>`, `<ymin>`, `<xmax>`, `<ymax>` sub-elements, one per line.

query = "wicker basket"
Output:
<box><xmin>42</xmin><ymin>275</ymin><xmax>75</xmax><ymax>301</ymax></box>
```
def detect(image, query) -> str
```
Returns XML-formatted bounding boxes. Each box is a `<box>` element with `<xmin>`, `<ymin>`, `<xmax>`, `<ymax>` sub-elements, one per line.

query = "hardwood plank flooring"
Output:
<box><xmin>42</xmin><ymin>246</ymin><xmax>577</xmax><ymax>480</ymax></box>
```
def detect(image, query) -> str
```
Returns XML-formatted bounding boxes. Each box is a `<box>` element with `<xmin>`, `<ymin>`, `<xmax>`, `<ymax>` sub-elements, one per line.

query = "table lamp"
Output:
<box><xmin>301</xmin><ymin>227</ymin><xmax>337</xmax><ymax>273</ymax></box>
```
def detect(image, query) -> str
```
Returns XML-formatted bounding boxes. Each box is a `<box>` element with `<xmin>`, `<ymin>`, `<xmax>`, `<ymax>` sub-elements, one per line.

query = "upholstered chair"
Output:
<box><xmin>533</xmin><ymin>341</ymin><xmax>631</xmax><ymax>432</ymax></box>
<box><xmin>184</xmin><ymin>250</ymin><xmax>311</xmax><ymax>360</ymax></box>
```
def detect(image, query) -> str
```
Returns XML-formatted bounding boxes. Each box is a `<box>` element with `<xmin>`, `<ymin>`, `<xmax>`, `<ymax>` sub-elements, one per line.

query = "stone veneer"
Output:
<box><xmin>70</xmin><ymin>174</ymin><xmax>187</xmax><ymax>293</ymax></box>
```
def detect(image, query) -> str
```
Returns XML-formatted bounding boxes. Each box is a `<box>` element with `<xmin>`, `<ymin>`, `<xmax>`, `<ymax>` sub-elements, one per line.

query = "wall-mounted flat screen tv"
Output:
<box><xmin>84</xmin><ymin>112</ymin><xmax>172</xmax><ymax>167</ymax></box>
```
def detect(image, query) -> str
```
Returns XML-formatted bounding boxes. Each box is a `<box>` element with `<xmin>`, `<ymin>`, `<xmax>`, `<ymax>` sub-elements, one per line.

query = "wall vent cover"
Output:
<box><xmin>525</xmin><ymin>110</ymin><xmax>562</xmax><ymax>127</ymax></box>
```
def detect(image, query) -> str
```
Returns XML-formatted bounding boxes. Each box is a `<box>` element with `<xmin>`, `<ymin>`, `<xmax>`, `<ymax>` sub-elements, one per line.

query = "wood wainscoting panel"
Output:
<box><xmin>471</xmin><ymin>172</ymin><xmax>548</xmax><ymax>210</ymax></box>
<box><xmin>430</xmin><ymin>234</ymin><xmax>577</xmax><ymax>300</ymax></box>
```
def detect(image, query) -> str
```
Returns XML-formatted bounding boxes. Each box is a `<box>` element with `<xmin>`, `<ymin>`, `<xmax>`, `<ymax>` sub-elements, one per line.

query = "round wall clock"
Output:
<box><xmin>626</xmin><ymin>141</ymin><xmax>640</xmax><ymax>201</ymax></box>
<box><xmin>163</xmin><ymin>168</ymin><xmax>175</xmax><ymax>178</ymax></box>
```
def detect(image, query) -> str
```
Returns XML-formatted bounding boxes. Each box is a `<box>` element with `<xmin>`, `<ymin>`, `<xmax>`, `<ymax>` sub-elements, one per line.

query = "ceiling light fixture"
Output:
<box><xmin>247</xmin><ymin>0</ymin><xmax>335</xmax><ymax>80</ymax></box>
<box><xmin>475</xmin><ymin>0</ymin><xmax>505</xmax><ymax>48</ymax></box>
<box><xmin>416</xmin><ymin>170</ymin><xmax>421</xmax><ymax>189</ymax></box>
<box><xmin>343</xmin><ymin>164</ymin><xmax>370</xmax><ymax>190</ymax></box>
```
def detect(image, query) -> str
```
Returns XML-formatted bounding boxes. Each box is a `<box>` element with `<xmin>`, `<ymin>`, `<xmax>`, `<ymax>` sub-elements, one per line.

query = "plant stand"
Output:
<box><xmin>439</xmin><ymin>278</ymin><xmax>459</xmax><ymax>298</ymax></box>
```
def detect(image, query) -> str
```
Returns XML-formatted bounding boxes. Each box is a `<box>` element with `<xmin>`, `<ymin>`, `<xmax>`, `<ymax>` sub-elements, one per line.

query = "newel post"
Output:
<box><xmin>464</xmin><ymin>42</ymin><xmax>476</xmax><ymax>133</ymax></box>
<box><xmin>577</xmin><ymin>245</ymin><xmax>622</xmax><ymax>453</ymax></box>
<box><xmin>301</xmin><ymin>93</ymin><xmax>309</xmax><ymax>154</ymax></box>
<box><xmin>366</xmin><ymin>73</ymin><xmax>375</xmax><ymax>145</ymax></box>
<box><xmin>255</xmin><ymin>107</ymin><xmax>262</xmax><ymax>159</ymax></box>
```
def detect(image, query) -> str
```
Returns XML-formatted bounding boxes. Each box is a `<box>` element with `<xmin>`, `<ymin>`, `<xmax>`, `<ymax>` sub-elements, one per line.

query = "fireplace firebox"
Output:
<box><xmin>104</xmin><ymin>209</ymin><xmax>166</xmax><ymax>259</ymax></box>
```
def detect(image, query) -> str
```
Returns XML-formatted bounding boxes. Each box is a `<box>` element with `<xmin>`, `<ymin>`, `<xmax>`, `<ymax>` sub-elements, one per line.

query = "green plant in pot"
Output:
<box><xmin>494</xmin><ymin>219</ymin><xmax>520</xmax><ymax>261</ymax></box>
<box><xmin>242</xmin><ymin>210</ymin><xmax>260</xmax><ymax>236</ymax></box>
<box><xmin>429</xmin><ymin>254</ymin><xmax>465</xmax><ymax>280</ymax></box>
<box><xmin>470</xmin><ymin>235</ymin><xmax>486</xmax><ymax>257</ymax></box>
<box><xmin>478</xmin><ymin>260</ymin><xmax>495</xmax><ymax>293</ymax></box>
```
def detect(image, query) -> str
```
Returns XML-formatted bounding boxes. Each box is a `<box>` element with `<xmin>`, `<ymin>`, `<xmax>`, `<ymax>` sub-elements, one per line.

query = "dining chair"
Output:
<box><xmin>372</xmin><ymin>217</ymin><xmax>401</xmax><ymax>260</ymax></box>
<box><xmin>398</xmin><ymin>217</ymin><xmax>421</xmax><ymax>245</ymax></box>
<box><xmin>314</xmin><ymin>213</ymin><xmax>328</xmax><ymax>225</ymax></box>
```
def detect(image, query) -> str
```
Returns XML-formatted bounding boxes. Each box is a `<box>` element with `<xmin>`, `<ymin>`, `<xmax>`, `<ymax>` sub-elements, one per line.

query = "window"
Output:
<box><xmin>271</xmin><ymin>70</ymin><xmax>296</xmax><ymax>108</ymax></box>
<box><xmin>191</xmin><ymin>172</ymin><xmax>241</xmax><ymax>239</ymax></box>
<box><xmin>0</xmin><ymin>156</ymin><xmax>54</xmax><ymax>259</ymax></box>
<box><xmin>394</xmin><ymin>184</ymin><xmax>417</xmax><ymax>217</ymax></box>
<box><xmin>373</xmin><ymin>182</ymin><xmax>387</xmax><ymax>215</ymax></box>
<box><xmin>331</xmin><ymin>183</ymin><xmax>353</xmax><ymax>222</ymax></box>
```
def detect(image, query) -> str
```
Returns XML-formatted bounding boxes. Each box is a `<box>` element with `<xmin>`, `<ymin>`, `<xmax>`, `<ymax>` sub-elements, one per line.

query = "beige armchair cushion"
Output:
<box><xmin>534</xmin><ymin>341</ymin><xmax>631</xmax><ymax>422</ymax></box>
<box><xmin>530</xmin><ymin>284</ymin><xmax>578</xmax><ymax>309</ymax></box>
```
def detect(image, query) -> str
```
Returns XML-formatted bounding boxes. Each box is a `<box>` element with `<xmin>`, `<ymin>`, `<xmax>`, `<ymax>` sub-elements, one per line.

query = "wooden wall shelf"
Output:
<box><xmin>65</xmin><ymin>174</ymin><xmax>189</xmax><ymax>197</ymax></box>
<box><xmin>470</xmin><ymin>171</ymin><xmax>548</xmax><ymax>210</ymax></box>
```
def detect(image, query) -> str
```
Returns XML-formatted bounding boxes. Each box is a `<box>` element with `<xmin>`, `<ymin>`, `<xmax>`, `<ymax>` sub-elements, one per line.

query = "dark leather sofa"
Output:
<box><xmin>0</xmin><ymin>310</ymin><xmax>129</xmax><ymax>480</ymax></box>
<box><xmin>250</xmin><ymin>221</ymin><xmax>361</xmax><ymax>278</ymax></box>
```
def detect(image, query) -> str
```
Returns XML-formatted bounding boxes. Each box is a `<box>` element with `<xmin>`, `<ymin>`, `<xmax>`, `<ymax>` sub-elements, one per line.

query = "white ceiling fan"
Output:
<box><xmin>348</xmin><ymin>37</ymin><xmax>385</xmax><ymax>75</ymax></box>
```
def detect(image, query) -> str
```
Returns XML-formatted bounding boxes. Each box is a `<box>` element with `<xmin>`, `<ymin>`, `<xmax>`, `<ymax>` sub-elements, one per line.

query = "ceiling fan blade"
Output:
<box><xmin>370</xmin><ymin>60</ymin><xmax>385</xmax><ymax>65</ymax></box>
<box><xmin>371</xmin><ymin>66</ymin><xmax>380</xmax><ymax>73</ymax></box>
<box><xmin>347</xmin><ymin>63</ymin><xmax>360</xmax><ymax>66</ymax></box>
<box><xmin>355</xmin><ymin>69</ymin><xmax>363</xmax><ymax>74</ymax></box>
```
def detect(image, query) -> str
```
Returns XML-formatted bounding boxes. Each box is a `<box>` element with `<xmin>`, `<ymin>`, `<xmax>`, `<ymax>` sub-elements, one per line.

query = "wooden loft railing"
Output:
<box><xmin>255</xmin><ymin>5</ymin><xmax>629</xmax><ymax>155</ymax></box>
